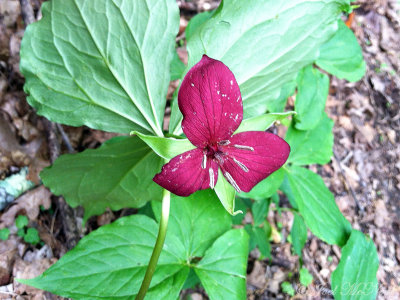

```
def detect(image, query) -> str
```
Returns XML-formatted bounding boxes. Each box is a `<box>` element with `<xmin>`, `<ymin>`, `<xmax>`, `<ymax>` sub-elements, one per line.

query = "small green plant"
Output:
<box><xmin>281</xmin><ymin>281</ymin><xmax>295</xmax><ymax>297</ymax></box>
<box><xmin>299</xmin><ymin>267</ymin><xmax>313</xmax><ymax>287</ymax></box>
<box><xmin>15</xmin><ymin>215</ymin><xmax>40</xmax><ymax>245</ymax></box>
<box><xmin>0</xmin><ymin>228</ymin><xmax>10</xmax><ymax>240</ymax></box>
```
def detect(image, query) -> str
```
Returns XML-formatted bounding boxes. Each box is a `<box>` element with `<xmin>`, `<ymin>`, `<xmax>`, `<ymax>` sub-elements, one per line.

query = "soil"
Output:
<box><xmin>0</xmin><ymin>0</ymin><xmax>399</xmax><ymax>299</ymax></box>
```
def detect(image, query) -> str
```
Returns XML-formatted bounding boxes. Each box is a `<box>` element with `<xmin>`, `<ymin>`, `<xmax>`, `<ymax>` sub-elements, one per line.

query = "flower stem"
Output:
<box><xmin>135</xmin><ymin>189</ymin><xmax>171</xmax><ymax>300</ymax></box>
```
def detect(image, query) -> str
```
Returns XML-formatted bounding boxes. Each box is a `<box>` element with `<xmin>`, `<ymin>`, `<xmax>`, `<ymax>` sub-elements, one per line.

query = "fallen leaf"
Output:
<box><xmin>0</xmin><ymin>186</ymin><xmax>51</xmax><ymax>227</ymax></box>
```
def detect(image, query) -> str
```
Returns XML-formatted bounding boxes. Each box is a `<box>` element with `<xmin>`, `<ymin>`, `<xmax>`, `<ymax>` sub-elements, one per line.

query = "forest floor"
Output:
<box><xmin>0</xmin><ymin>0</ymin><xmax>399</xmax><ymax>299</ymax></box>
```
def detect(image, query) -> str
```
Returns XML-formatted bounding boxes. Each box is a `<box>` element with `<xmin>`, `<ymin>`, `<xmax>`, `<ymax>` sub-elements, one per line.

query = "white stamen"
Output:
<box><xmin>218</xmin><ymin>140</ymin><xmax>230</xmax><ymax>146</ymax></box>
<box><xmin>209</xmin><ymin>168</ymin><xmax>215</xmax><ymax>189</ymax></box>
<box><xmin>233</xmin><ymin>157</ymin><xmax>249</xmax><ymax>172</ymax></box>
<box><xmin>224</xmin><ymin>172</ymin><xmax>241</xmax><ymax>193</ymax></box>
<box><xmin>234</xmin><ymin>144</ymin><xmax>254</xmax><ymax>151</ymax></box>
<box><xmin>191</xmin><ymin>83</ymin><xmax>195</xmax><ymax>87</ymax></box>
<box><xmin>202</xmin><ymin>153</ymin><xmax>207</xmax><ymax>169</ymax></box>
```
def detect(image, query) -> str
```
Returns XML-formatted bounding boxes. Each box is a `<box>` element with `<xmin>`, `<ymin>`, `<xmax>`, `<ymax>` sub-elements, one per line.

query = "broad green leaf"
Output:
<box><xmin>18</xmin><ymin>215</ymin><xmax>188</xmax><ymax>299</ymax></box>
<box><xmin>286</xmin><ymin>113</ymin><xmax>334</xmax><ymax>165</ymax></box>
<box><xmin>252</xmin><ymin>198</ymin><xmax>271</xmax><ymax>226</ymax></box>
<box><xmin>41</xmin><ymin>136</ymin><xmax>163</xmax><ymax>221</ymax></box>
<box><xmin>195</xmin><ymin>229</ymin><xmax>249</xmax><ymax>300</ymax></box>
<box><xmin>267</xmin><ymin>81</ymin><xmax>297</xmax><ymax>113</ymax></box>
<box><xmin>279</xmin><ymin>174</ymin><xmax>298</xmax><ymax>210</ymax></box>
<box><xmin>290</xmin><ymin>213</ymin><xmax>307</xmax><ymax>256</ymax></box>
<box><xmin>20</xmin><ymin>0</ymin><xmax>179</xmax><ymax>135</ymax></box>
<box><xmin>244</xmin><ymin>224</ymin><xmax>257</xmax><ymax>251</ymax></box>
<box><xmin>295</xmin><ymin>66</ymin><xmax>329</xmax><ymax>130</ymax></box>
<box><xmin>253</xmin><ymin>226</ymin><xmax>271</xmax><ymax>259</ymax></box>
<box><xmin>170</xmin><ymin>0</ymin><xmax>350</xmax><ymax>133</ymax></box>
<box><xmin>152</xmin><ymin>189</ymin><xmax>232</xmax><ymax>258</ymax></box>
<box><xmin>182</xmin><ymin>269</ymin><xmax>201</xmax><ymax>290</ymax></box>
<box><xmin>235</xmin><ymin>112</ymin><xmax>296</xmax><ymax>134</ymax></box>
<box><xmin>170</xmin><ymin>50</ymin><xmax>186</xmax><ymax>81</ymax></box>
<box><xmin>285</xmin><ymin>166</ymin><xmax>351</xmax><ymax>246</ymax></box>
<box><xmin>299</xmin><ymin>267</ymin><xmax>313</xmax><ymax>287</ymax></box>
<box><xmin>238</xmin><ymin>168</ymin><xmax>285</xmax><ymax>200</ymax></box>
<box><xmin>317</xmin><ymin>20</ymin><xmax>366</xmax><ymax>82</ymax></box>
<box><xmin>331</xmin><ymin>230</ymin><xmax>379</xmax><ymax>300</ymax></box>
<box><xmin>185</xmin><ymin>10</ymin><xmax>214</xmax><ymax>41</ymax></box>
<box><xmin>214</xmin><ymin>169</ymin><xmax>240</xmax><ymax>215</ymax></box>
<box><xmin>134</xmin><ymin>131</ymin><xmax>196</xmax><ymax>160</ymax></box>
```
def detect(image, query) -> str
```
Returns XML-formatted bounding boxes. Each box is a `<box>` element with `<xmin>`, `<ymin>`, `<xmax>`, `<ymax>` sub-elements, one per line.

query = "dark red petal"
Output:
<box><xmin>178</xmin><ymin>55</ymin><xmax>243</xmax><ymax>148</ymax></box>
<box><xmin>153</xmin><ymin>148</ymin><xmax>219</xmax><ymax>197</ymax></box>
<box><xmin>219</xmin><ymin>131</ymin><xmax>290</xmax><ymax>192</ymax></box>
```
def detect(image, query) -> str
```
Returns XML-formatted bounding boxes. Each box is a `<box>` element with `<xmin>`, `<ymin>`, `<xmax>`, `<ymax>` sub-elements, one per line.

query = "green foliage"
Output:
<box><xmin>134</xmin><ymin>132</ymin><xmax>195</xmax><ymax>160</ymax></box>
<box><xmin>214</xmin><ymin>169</ymin><xmax>240</xmax><ymax>215</ymax></box>
<box><xmin>252</xmin><ymin>198</ymin><xmax>271</xmax><ymax>226</ymax></box>
<box><xmin>185</xmin><ymin>10</ymin><xmax>214</xmax><ymax>41</ymax></box>
<box><xmin>290</xmin><ymin>214</ymin><xmax>307</xmax><ymax>257</ymax></box>
<box><xmin>254</xmin><ymin>225</ymin><xmax>271</xmax><ymax>259</ymax></box>
<box><xmin>267</xmin><ymin>81</ymin><xmax>297</xmax><ymax>113</ymax></box>
<box><xmin>17</xmin><ymin>228</ymin><xmax>25</xmax><ymax>237</ymax></box>
<box><xmin>235</xmin><ymin>112</ymin><xmax>296</xmax><ymax>134</ymax></box>
<box><xmin>239</xmin><ymin>168</ymin><xmax>285</xmax><ymax>201</ymax></box>
<box><xmin>331</xmin><ymin>230</ymin><xmax>379</xmax><ymax>300</ymax></box>
<box><xmin>24</xmin><ymin>228</ymin><xmax>40</xmax><ymax>245</ymax></box>
<box><xmin>285</xmin><ymin>166</ymin><xmax>352</xmax><ymax>246</ymax></box>
<box><xmin>286</xmin><ymin>113</ymin><xmax>334</xmax><ymax>165</ymax></box>
<box><xmin>20</xmin><ymin>190</ymin><xmax>248</xmax><ymax>299</ymax></box>
<box><xmin>20</xmin><ymin>0</ymin><xmax>179</xmax><ymax>136</ymax></box>
<box><xmin>182</xmin><ymin>269</ymin><xmax>201</xmax><ymax>290</ymax></box>
<box><xmin>41</xmin><ymin>136</ymin><xmax>163</xmax><ymax>221</ymax></box>
<box><xmin>279</xmin><ymin>176</ymin><xmax>298</xmax><ymax>210</ymax></box>
<box><xmin>294</xmin><ymin>66</ymin><xmax>330</xmax><ymax>130</ymax></box>
<box><xmin>152</xmin><ymin>190</ymin><xmax>232</xmax><ymax>258</ymax></box>
<box><xmin>16</xmin><ymin>215</ymin><xmax>29</xmax><ymax>229</ymax></box>
<box><xmin>18</xmin><ymin>0</ymin><xmax>375</xmax><ymax>298</ymax></box>
<box><xmin>170</xmin><ymin>50</ymin><xmax>186</xmax><ymax>81</ymax></box>
<box><xmin>169</xmin><ymin>0</ymin><xmax>350</xmax><ymax>133</ymax></box>
<box><xmin>232</xmin><ymin>197</ymin><xmax>249</xmax><ymax>225</ymax></box>
<box><xmin>299</xmin><ymin>267</ymin><xmax>313</xmax><ymax>287</ymax></box>
<box><xmin>0</xmin><ymin>228</ymin><xmax>10</xmax><ymax>240</ymax></box>
<box><xmin>195</xmin><ymin>229</ymin><xmax>249</xmax><ymax>300</ymax></box>
<box><xmin>317</xmin><ymin>20</ymin><xmax>366</xmax><ymax>82</ymax></box>
<box><xmin>281</xmin><ymin>281</ymin><xmax>295</xmax><ymax>296</ymax></box>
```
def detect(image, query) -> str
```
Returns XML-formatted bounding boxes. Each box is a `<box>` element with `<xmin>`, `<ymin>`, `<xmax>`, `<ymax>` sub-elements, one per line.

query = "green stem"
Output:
<box><xmin>135</xmin><ymin>189</ymin><xmax>171</xmax><ymax>300</ymax></box>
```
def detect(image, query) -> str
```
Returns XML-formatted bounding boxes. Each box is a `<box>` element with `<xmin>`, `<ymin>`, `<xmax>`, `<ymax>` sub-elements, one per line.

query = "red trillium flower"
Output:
<box><xmin>154</xmin><ymin>55</ymin><xmax>290</xmax><ymax>197</ymax></box>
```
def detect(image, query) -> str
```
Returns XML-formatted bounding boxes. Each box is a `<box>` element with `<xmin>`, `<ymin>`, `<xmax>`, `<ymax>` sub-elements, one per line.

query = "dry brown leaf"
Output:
<box><xmin>0</xmin><ymin>0</ymin><xmax>20</xmax><ymax>28</ymax></box>
<box><xmin>0</xmin><ymin>186</ymin><xmax>51</xmax><ymax>227</ymax></box>
<box><xmin>248</xmin><ymin>261</ymin><xmax>266</xmax><ymax>289</ymax></box>
<box><xmin>356</xmin><ymin>123</ymin><xmax>376</xmax><ymax>144</ymax></box>
<box><xmin>338</xmin><ymin>115</ymin><xmax>354</xmax><ymax>131</ymax></box>
<box><xmin>0</xmin><ymin>236</ymin><xmax>19</xmax><ymax>286</ymax></box>
<box><xmin>12</xmin><ymin>257</ymin><xmax>57</xmax><ymax>295</ymax></box>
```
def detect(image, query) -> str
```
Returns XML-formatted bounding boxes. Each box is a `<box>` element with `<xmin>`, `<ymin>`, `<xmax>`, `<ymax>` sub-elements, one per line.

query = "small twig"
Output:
<box><xmin>56</xmin><ymin>123</ymin><xmax>75</xmax><ymax>153</ymax></box>
<box><xmin>303</xmin><ymin>249</ymin><xmax>326</xmax><ymax>286</ymax></box>
<box><xmin>19</xmin><ymin>0</ymin><xmax>35</xmax><ymax>25</ymax></box>
<box><xmin>42</xmin><ymin>119</ymin><xmax>81</xmax><ymax>249</ymax></box>
<box><xmin>333</xmin><ymin>150</ymin><xmax>363</xmax><ymax>215</ymax></box>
